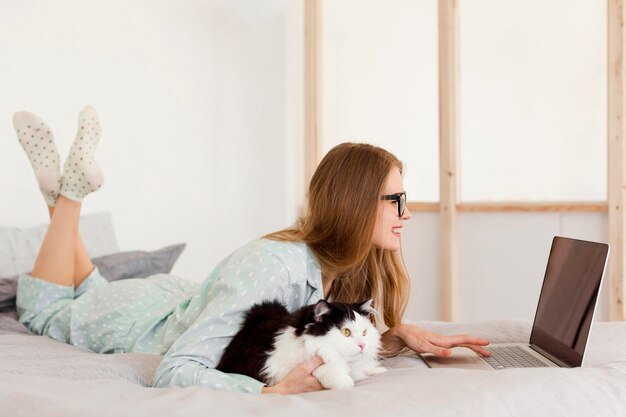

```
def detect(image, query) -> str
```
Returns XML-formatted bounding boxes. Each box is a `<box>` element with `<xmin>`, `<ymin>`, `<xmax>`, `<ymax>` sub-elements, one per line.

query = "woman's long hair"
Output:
<box><xmin>264</xmin><ymin>143</ymin><xmax>410</xmax><ymax>329</ymax></box>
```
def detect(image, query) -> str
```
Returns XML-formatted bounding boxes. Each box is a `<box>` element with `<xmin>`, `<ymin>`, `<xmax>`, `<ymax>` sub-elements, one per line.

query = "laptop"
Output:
<box><xmin>420</xmin><ymin>236</ymin><xmax>610</xmax><ymax>370</ymax></box>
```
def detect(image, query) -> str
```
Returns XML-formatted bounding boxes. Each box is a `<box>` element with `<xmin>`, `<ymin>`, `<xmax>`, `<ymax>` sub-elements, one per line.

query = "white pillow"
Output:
<box><xmin>0</xmin><ymin>212</ymin><xmax>119</xmax><ymax>278</ymax></box>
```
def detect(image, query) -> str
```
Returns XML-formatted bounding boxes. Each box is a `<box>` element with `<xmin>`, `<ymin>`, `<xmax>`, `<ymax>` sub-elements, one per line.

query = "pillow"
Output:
<box><xmin>0</xmin><ymin>212</ymin><xmax>119</xmax><ymax>279</ymax></box>
<box><xmin>0</xmin><ymin>243</ymin><xmax>186</xmax><ymax>312</ymax></box>
<box><xmin>92</xmin><ymin>243</ymin><xmax>186</xmax><ymax>281</ymax></box>
<box><xmin>0</xmin><ymin>279</ymin><xmax>18</xmax><ymax>312</ymax></box>
<box><xmin>0</xmin><ymin>310</ymin><xmax>31</xmax><ymax>335</ymax></box>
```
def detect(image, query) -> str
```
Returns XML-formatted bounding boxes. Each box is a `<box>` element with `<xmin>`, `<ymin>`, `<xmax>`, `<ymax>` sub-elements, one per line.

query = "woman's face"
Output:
<box><xmin>371</xmin><ymin>167</ymin><xmax>412</xmax><ymax>251</ymax></box>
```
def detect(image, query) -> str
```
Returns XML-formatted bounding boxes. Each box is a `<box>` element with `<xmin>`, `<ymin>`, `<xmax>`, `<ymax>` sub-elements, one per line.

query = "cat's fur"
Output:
<box><xmin>216</xmin><ymin>299</ymin><xmax>387</xmax><ymax>390</ymax></box>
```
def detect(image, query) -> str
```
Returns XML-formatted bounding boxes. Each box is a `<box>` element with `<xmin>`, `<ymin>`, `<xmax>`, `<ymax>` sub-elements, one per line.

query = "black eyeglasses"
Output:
<box><xmin>380</xmin><ymin>192</ymin><xmax>407</xmax><ymax>217</ymax></box>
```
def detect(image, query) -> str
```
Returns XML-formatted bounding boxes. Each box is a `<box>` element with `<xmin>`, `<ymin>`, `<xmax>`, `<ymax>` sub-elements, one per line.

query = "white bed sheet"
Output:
<box><xmin>1</xmin><ymin>315</ymin><xmax>625</xmax><ymax>417</ymax></box>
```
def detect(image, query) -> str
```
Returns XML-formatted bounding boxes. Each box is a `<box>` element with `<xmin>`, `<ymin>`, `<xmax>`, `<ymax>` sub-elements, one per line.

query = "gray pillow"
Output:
<box><xmin>0</xmin><ymin>243</ymin><xmax>185</xmax><ymax>312</ymax></box>
<box><xmin>0</xmin><ymin>279</ymin><xmax>18</xmax><ymax>312</ymax></box>
<box><xmin>0</xmin><ymin>311</ymin><xmax>31</xmax><ymax>335</ymax></box>
<box><xmin>93</xmin><ymin>243</ymin><xmax>186</xmax><ymax>281</ymax></box>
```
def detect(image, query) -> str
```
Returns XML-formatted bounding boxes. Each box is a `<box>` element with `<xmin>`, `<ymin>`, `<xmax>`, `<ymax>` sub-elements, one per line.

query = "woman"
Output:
<box><xmin>14</xmin><ymin>107</ymin><xmax>490</xmax><ymax>395</ymax></box>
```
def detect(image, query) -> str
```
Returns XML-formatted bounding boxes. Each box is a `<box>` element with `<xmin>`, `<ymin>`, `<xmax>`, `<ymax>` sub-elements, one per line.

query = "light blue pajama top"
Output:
<box><xmin>16</xmin><ymin>238</ymin><xmax>324</xmax><ymax>394</ymax></box>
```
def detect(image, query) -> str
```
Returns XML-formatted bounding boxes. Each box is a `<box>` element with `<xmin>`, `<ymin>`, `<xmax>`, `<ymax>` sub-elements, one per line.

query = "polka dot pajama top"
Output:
<box><xmin>16</xmin><ymin>238</ymin><xmax>324</xmax><ymax>393</ymax></box>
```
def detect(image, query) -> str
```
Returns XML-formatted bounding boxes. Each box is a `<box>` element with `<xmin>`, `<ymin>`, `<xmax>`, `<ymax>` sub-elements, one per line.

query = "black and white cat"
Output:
<box><xmin>216</xmin><ymin>299</ymin><xmax>387</xmax><ymax>390</ymax></box>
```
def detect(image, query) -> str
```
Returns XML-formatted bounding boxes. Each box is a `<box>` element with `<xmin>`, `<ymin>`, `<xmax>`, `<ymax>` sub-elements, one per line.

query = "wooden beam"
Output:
<box><xmin>407</xmin><ymin>202</ymin><xmax>440</xmax><ymax>212</ymax></box>
<box><xmin>304</xmin><ymin>0</ymin><xmax>321</xmax><ymax>194</ymax></box>
<box><xmin>608</xmin><ymin>0</ymin><xmax>626</xmax><ymax>321</ymax></box>
<box><xmin>438</xmin><ymin>0</ymin><xmax>460</xmax><ymax>322</ymax></box>
<box><xmin>458</xmin><ymin>202</ymin><xmax>608</xmax><ymax>212</ymax></box>
<box><xmin>407</xmin><ymin>202</ymin><xmax>608</xmax><ymax>213</ymax></box>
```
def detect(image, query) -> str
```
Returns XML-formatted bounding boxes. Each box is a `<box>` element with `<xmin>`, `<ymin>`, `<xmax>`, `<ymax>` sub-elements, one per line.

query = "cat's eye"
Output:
<box><xmin>362</xmin><ymin>329</ymin><xmax>367</xmax><ymax>336</ymax></box>
<box><xmin>341</xmin><ymin>328</ymin><xmax>351</xmax><ymax>337</ymax></box>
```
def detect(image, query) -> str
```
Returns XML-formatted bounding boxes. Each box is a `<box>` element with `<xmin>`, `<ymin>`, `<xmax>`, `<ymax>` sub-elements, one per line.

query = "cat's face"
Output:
<box><xmin>326</xmin><ymin>312</ymin><xmax>381</xmax><ymax>359</ymax></box>
<box><xmin>305</xmin><ymin>300</ymin><xmax>381</xmax><ymax>360</ymax></box>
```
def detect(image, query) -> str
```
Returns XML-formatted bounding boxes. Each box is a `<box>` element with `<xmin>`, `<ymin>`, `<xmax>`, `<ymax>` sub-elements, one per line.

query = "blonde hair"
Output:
<box><xmin>264</xmin><ymin>143</ymin><xmax>410</xmax><ymax>328</ymax></box>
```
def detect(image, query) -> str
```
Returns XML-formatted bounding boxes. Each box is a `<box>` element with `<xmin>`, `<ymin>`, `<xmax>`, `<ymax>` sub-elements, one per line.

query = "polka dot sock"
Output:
<box><xmin>59</xmin><ymin>105</ymin><xmax>104</xmax><ymax>202</ymax></box>
<box><xmin>12</xmin><ymin>111</ymin><xmax>62</xmax><ymax>206</ymax></box>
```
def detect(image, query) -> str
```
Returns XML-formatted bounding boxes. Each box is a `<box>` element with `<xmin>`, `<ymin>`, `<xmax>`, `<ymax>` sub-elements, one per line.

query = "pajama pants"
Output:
<box><xmin>16</xmin><ymin>268</ymin><xmax>198</xmax><ymax>354</ymax></box>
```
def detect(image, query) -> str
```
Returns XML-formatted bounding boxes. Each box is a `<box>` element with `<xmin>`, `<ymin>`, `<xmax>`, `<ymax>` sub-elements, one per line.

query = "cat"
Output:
<box><xmin>216</xmin><ymin>299</ymin><xmax>387</xmax><ymax>390</ymax></box>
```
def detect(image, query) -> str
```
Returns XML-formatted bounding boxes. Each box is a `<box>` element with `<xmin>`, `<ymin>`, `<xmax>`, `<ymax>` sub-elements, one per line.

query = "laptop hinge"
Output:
<box><xmin>529</xmin><ymin>344</ymin><xmax>572</xmax><ymax>368</ymax></box>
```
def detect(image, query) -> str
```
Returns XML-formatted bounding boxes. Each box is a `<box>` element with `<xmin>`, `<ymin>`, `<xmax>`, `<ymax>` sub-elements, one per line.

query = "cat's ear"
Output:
<box><xmin>359</xmin><ymin>299</ymin><xmax>374</xmax><ymax>313</ymax></box>
<box><xmin>314</xmin><ymin>300</ymin><xmax>332</xmax><ymax>322</ymax></box>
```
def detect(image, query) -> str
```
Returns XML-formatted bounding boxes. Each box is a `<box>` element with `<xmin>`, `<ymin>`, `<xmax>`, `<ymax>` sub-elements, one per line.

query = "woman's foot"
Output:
<box><xmin>59</xmin><ymin>105</ymin><xmax>104</xmax><ymax>202</ymax></box>
<box><xmin>12</xmin><ymin>111</ymin><xmax>62</xmax><ymax>206</ymax></box>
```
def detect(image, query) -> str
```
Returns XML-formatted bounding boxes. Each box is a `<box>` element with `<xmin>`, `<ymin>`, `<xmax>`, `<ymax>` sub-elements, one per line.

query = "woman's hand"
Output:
<box><xmin>380</xmin><ymin>323</ymin><xmax>491</xmax><ymax>358</ymax></box>
<box><xmin>261</xmin><ymin>356</ymin><xmax>325</xmax><ymax>394</ymax></box>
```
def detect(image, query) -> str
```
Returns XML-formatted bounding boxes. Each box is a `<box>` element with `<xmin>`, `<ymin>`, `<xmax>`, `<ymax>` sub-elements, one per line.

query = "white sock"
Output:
<box><xmin>12</xmin><ymin>111</ymin><xmax>62</xmax><ymax>206</ymax></box>
<box><xmin>59</xmin><ymin>105</ymin><xmax>104</xmax><ymax>202</ymax></box>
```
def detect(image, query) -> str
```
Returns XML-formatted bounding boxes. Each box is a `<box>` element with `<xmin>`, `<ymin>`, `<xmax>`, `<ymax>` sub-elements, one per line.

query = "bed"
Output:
<box><xmin>1</xmin><ymin>214</ymin><xmax>625</xmax><ymax>417</ymax></box>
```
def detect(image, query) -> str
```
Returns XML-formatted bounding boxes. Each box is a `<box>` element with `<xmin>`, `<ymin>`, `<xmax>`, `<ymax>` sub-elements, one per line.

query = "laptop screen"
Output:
<box><xmin>530</xmin><ymin>236</ymin><xmax>609</xmax><ymax>367</ymax></box>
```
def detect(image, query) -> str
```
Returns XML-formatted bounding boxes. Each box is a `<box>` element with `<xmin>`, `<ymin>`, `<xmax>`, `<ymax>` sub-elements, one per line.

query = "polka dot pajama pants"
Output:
<box><xmin>16</xmin><ymin>268</ymin><xmax>197</xmax><ymax>354</ymax></box>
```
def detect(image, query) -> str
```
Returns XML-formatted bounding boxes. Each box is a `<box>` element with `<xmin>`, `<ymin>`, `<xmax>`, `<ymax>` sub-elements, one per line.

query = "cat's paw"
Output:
<box><xmin>364</xmin><ymin>366</ymin><xmax>388</xmax><ymax>376</ymax></box>
<box><xmin>323</xmin><ymin>373</ymin><xmax>355</xmax><ymax>390</ymax></box>
<box><xmin>314</xmin><ymin>365</ymin><xmax>355</xmax><ymax>390</ymax></box>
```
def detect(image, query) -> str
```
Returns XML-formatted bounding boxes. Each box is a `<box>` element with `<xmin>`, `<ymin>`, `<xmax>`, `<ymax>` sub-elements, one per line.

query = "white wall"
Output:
<box><xmin>321</xmin><ymin>0</ymin><xmax>606</xmax><ymax>203</ymax></box>
<box><xmin>402</xmin><ymin>212</ymin><xmax>610</xmax><ymax>322</ymax></box>
<box><xmin>460</xmin><ymin>0</ymin><xmax>606</xmax><ymax>202</ymax></box>
<box><xmin>321</xmin><ymin>0</ymin><xmax>440</xmax><ymax>202</ymax></box>
<box><xmin>321</xmin><ymin>0</ymin><xmax>610</xmax><ymax>322</ymax></box>
<box><xmin>0</xmin><ymin>1</ymin><xmax>611</xmax><ymax>324</ymax></box>
<box><xmin>0</xmin><ymin>0</ymin><xmax>304</xmax><ymax>282</ymax></box>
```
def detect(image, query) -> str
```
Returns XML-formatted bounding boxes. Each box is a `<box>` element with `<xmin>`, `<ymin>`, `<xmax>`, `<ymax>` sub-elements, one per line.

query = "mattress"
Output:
<box><xmin>1</xmin><ymin>311</ymin><xmax>624</xmax><ymax>417</ymax></box>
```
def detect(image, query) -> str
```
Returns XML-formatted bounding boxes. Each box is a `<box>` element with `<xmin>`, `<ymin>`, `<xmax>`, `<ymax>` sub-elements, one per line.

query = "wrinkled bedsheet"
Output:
<box><xmin>1</xmin><ymin>311</ymin><xmax>625</xmax><ymax>417</ymax></box>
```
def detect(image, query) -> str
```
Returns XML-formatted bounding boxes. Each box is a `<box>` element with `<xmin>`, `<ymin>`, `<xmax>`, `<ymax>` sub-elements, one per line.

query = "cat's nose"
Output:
<box><xmin>358</xmin><ymin>342</ymin><xmax>366</xmax><ymax>351</ymax></box>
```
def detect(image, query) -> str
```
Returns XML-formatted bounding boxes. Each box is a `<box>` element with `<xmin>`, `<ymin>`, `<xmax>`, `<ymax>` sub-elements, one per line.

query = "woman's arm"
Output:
<box><xmin>154</xmin><ymin>360</ymin><xmax>266</xmax><ymax>392</ymax></box>
<box><xmin>154</xmin><ymin>247</ymin><xmax>293</xmax><ymax>393</ymax></box>
<box><xmin>380</xmin><ymin>323</ymin><xmax>491</xmax><ymax>358</ymax></box>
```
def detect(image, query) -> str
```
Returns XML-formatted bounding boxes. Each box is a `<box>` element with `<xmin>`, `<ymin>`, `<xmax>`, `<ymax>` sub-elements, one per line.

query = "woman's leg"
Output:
<box><xmin>47</xmin><ymin>205</ymin><xmax>95</xmax><ymax>288</ymax></box>
<box><xmin>24</xmin><ymin>105</ymin><xmax>103</xmax><ymax>287</ymax></box>
<box><xmin>16</xmin><ymin>106</ymin><xmax>105</xmax><ymax>345</ymax></box>
<box><xmin>32</xmin><ymin>197</ymin><xmax>81</xmax><ymax>286</ymax></box>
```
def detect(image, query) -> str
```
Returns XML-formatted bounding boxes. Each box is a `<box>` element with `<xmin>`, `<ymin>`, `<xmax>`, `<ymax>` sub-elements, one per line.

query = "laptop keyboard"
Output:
<box><xmin>483</xmin><ymin>345</ymin><xmax>551</xmax><ymax>369</ymax></box>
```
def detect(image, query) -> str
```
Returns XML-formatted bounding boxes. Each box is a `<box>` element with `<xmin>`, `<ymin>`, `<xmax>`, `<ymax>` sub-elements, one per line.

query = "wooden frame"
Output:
<box><xmin>304</xmin><ymin>0</ymin><xmax>624</xmax><ymax>321</ymax></box>
<box><xmin>438</xmin><ymin>0</ymin><xmax>460</xmax><ymax>322</ymax></box>
<box><xmin>304</xmin><ymin>0</ymin><xmax>321</xmax><ymax>194</ymax></box>
<box><xmin>608</xmin><ymin>0</ymin><xmax>625</xmax><ymax>321</ymax></box>
<box><xmin>407</xmin><ymin>202</ymin><xmax>608</xmax><ymax>213</ymax></box>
